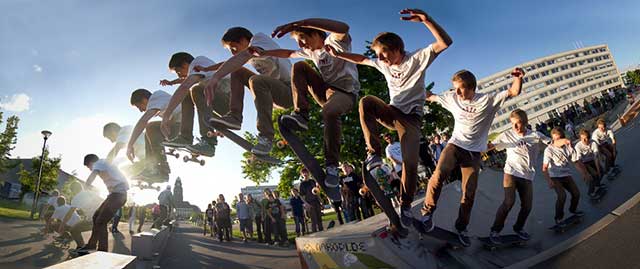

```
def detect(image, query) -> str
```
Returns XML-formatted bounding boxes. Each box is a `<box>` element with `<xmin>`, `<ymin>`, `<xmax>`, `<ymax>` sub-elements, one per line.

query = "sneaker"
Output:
<box><xmin>281</xmin><ymin>112</ymin><xmax>309</xmax><ymax>131</ymax></box>
<box><xmin>457</xmin><ymin>230</ymin><xmax>471</xmax><ymax>247</ymax></box>
<box><xmin>420</xmin><ymin>214</ymin><xmax>435</xmax><ymax>233</ymax></box>
<box><xmin>324</xmin><ymin>165</ymin><xmax>340</xmax><ymax>188</ymax></box>
<box><xmin>400</xmin><ymin>206</ymin><xmax>414</xmax><ymax>227</ymax></box>
<box><xmin>571</xmin><ymin>210</ymin><xmax>585</xmax><ymax>217</ymax></box>
<box><xmin>489</xmin><ymin>231</ymin><xmax>502</xmax><ymax>244</ymax></box>
<box><xmin>209</xmin><ymin>113</ymin><xmax>242</xmax><ymax>130</ymax></box>
<box><xmin>163</xmin><ymin>136</ymin><xmax>192</xmax><ymax>148</ymax></box>
<box><xmin>251</xmin><ymin>135</ymin><xmax>273</xmax><ymax>155</ymax></box>
<box><xmin>514</xmin><ymin>229</ymin><xmax>531</xmax><ymax>241</ymax></box>
<box><xmin>187</xmin><ymin>138</ymin><xmax>216</xmax><ymax>157</ymax></box>
<box><xmin>365</xmin><ymin>153</ymin><xmax>383</xmax><ymax>171</ymax></box>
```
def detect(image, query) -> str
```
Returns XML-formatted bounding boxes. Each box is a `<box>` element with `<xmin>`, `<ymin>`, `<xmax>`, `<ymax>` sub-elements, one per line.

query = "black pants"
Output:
<box><xmin>271</xmin><ymin>217</ymin><xmax>287</xmax><ymax>244</ymax></box>
<box><xmin>552</xmin><ymin>176</ymin><xmax>581</xmax><ymax>221</ymax></box>
<box><xmin>583</xmin><ymin>160</ymin><xmax>602</xmax><ymax>194</ymax></box>
<box><xmin>491</xmin><ymin>174</ymin><xmax>533</xmax><ymax>233</ymax></box>
<box><xmin>86</xmin><ymin>193</ymin><xmax>127</xmax><ymax>251</ymax></box>
<box><xmin>254</xmin><ymin>216</ymin><xmax>263</xmax><ymax>242</ymax></box>
<box><xmin>331</xmin><ymin>201</ymin><xmax>344</xmax><ymax>225</ymax></box>
<box><xmin>152</xmin><ymin>205</ymin><xmax>169</xmax><ymax>229</ymax></box>
<box><xmin>263</xmin><ymin>216</ymin><xmax>273</xmax><ymax>243</ymax></box>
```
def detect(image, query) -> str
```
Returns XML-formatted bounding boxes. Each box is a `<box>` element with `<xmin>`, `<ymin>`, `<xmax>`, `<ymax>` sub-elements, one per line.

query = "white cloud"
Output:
<box><xmin>33</xmin><ymin>64</ymin><xmax>43</xmax><ymax>72</ymax></box>
<box><xmin>0</xmin><ymin>93</ymin><xmax>31</xmax><ymax>112</ymax></box>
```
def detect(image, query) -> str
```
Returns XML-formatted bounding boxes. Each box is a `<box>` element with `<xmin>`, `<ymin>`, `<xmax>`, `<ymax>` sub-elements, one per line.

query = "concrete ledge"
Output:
<box><xmin>507</xmin><ymin>191</ymin><xmax>640</xmax><ymax>269</ymax></box>
<box><xmin>131</xmin><ymin>225</ymin><xmax>171</xmax><ymax>261</ymax></box>
<box><xmin>44</xmin><ymin>252</ymin><xmax>136</xmax><ymax>269</ymax></box>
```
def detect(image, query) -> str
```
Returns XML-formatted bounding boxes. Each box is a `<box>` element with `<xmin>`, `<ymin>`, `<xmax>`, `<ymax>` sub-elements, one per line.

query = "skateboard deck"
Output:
<box><xmin>207</xmin><ymin>114</ymin><xmax>281</xmax><ymax>165</ymax></box>
<box><xmin>164</xmin><ymin>145</ymin><xmax>208</xmax><ymax>166</ymax></box>
<box><xmin>478</xmin><ymin>234</ymin><xmax>526</xmax><ymax>251</ymax></box>
<box><xmin>549</xmin><ymin>214</ymin><xmax>583</xmax><ymax>233</ymax></box>
<box><xmin>360</xmin><ymin>163</ymin><xmax>403</xmax><ymax>233</ymax></box>
<box><xmin>411</xmin><ymin>219</ymin><xmax>465</xmax><ymax>249</ymax></box>
<box><xmin>278</xmin><ymin>116</ymin><xmax>341</xmax><ymax>202</ymax></box>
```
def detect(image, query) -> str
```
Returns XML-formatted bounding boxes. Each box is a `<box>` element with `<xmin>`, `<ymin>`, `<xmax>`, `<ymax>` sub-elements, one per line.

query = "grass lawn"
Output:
<box><xmin>0</xmin><ymin>199</ymin><xmax>38</xmax><ymax>220</ymax></box>
<box><xmin>285</xmin><ymin>210</ymin><xmax>339</xmax><ymax>225</ymax></box>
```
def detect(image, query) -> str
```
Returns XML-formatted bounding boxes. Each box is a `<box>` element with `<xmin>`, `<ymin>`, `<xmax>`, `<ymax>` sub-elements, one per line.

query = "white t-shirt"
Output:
<box><xmin>52</xmin><ymin>204</ymin><xmax>81</xmax><ymax>227</ymax></box>
<box><xmin>147</xmin><ymin>90</ymin><xmax>182</xmax><ymax>121</ymax></box>
<box><xmin>543</xmin><ymin>144</ymin><xmax>575</xmax><ymax>178</ymax></box>
<box><xmin>591</xmin><ymin>128</ymin><xmax>614</xmax><ymax>145</ymax></box>
<box><xmin>385</xmin><ymin>142</ymin><xmax>403</xmax><ymax>172</ymax></box>
<box><xmin>248</xmin><ymin>33</ymin><xmax>292</xmax><ymax>83</ymax></box>
<box><xmin>293</xmin><ymin>33</ymin><xmax>360</xmax><ymax>93</ymax></box>
<box><xmin>188</xmin><ymin>56</ymin><xmax>216</xmax><ymax>79</ymax></box>
<box><xmin>70</xmin><ymin>190</ymin><xmax>103</xmax><ymax>218</ymax></box>
<box><xmin>436</xmin><ymin>90</ymin><xmax>510</xmax><ymax>152</ymax></box>
<box><xmin>493</xmin><ymin>130</ymin><xmax>550</xmax><ymax>180</ymax></box>
<box><xmin>384</xmin><ymin>142</ymin><xmax>402</xmax><ymax>172</ymax></box>
<box><xmin>572</xmin><ymin>140</ymin><xmax>599</xmax><ymax>163</ymax></box>
<box><xmin>117</xmin><ymin>125</ymin><xmax>145</xmax><ymax>158</ymax></box>
<box><xmin>369</xmin><ymin>45</ymin><xmax>437</xmax><ymax>115</ymax></box>
<box><xmin>92</xmin><ymin>159</ymin><xmax>129</xmax><ymax>194</ymax></box>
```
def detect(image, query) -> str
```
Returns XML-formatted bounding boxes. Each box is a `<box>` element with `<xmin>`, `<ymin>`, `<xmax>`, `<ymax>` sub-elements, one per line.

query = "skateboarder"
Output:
<box><xmin>487</xmin><ymin>109</ymin><xmax>559</xmax><ymax>243</ymax></box>
<box><xmin>128</xmin><ymin>88</ymin><xmax>183</xmax><ymax>181</ymax></box>
<box><xmin>194</xmin><ymin>27</ymin><xmax>293</xmax><ymax>155</ymax></box>
<box><xmin>153</xmin><ymin>186</ymin><xmax>174</xmax><ymax>229</ymax></box>
<box><xmin>253</xmin><ymin>18</ymin><xmax>360</xmax><ymax>189</ymax></box>
<box><xmin>326</xmin><ymin>8</ymin><xmax>452</xmax><ymax>235</ymax></box>
<box><xmin>418</xmin><ymin>65</ymin><xmax>525</xmax><ymax>246</ymax></box>
<box><xmin>77</xmin><ymin>154</ymin><xmax>129</xmax><ymax>254</ymax></box>
<box><xmin>102</xmin><ymin>122</ymin><xmax>145</xmax><ymax>165</ymax></box>
<box><xmin>573</xmin><ymin>129</ymin><xmax>605</xmax><ymax>197</ymax></box>
<box><xmin>543</xmin><ymin>127</ymin><xmax>585</xmax><ymax>225</ymax></box>
<box><xmin>159</xmin><ymin>52</ymin><xmax>233</xmax><ymax>156</ymax></box>
<box><xmin>591</xmin><ymin>118</ymin><xmax>617</xmax><ymax>173</ymax></box>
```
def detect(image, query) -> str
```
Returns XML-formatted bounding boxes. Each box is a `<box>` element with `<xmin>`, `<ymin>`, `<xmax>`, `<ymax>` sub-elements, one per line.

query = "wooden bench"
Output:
<box><xmin>44</xmin><ymin>252</ymin><xmax>136</xmax><ymax>269</ymax></box>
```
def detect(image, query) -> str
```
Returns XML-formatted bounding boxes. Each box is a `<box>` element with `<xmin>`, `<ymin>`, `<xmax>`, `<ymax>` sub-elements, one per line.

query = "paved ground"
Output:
<box><xmin>0</xmin><ymin>218</ymin><xmax>150</xmax><ymax>269</ymax></box>
<box><xmin>159</xmin><ymin>224</ymin><xmax>299</xmax><ymax>269</ymax></box>
<box><xmin>535</xmin><ymin>200</ymin><xmax>640</xmax><ymax>269</ymax></box>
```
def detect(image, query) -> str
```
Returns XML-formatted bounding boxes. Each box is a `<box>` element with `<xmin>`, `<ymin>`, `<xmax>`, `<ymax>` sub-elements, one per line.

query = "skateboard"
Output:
<box><xmin>411</xmin><ymin>218</ymin><xmax>465</xmax><ymax>249</ymax></box>
<box><xmin>207</xmin><ymin>114</ymin><xmax>281</xmax><ymax>165</ymax></box>
<box><xmin>360</xmin><ymin>162</ymin><xmax>404</xmax><ymax>235</ymax></box>
<box><xmin>590</xmin><ymin>187</ymin><xmax>607</xmax><ymax>203</ymax></box>
<box><xmin>53</xmin><ymin>234</ymin><xmax>73</xmax><ymax>249</ymax></box>
<box><xmin>132</xmin><ymin>181</ymin><xmax>161</xmax><ymax>191</ymax></box>
<box><xmin>549</xmin><ymin>214</ymin><xmax>583</xmax><ymax>233</ymax></box>
<box><xmin>478</xmin><ymin>234</ymin><xmax>526</xmax><ymax>251</ymax></box>
<box><xmin>278</xmin><ymin>116</ymin><xmax>341</xmax><ymax>202</ymax></box>
<box><xmin>164</xmin><ymin>145</ymin><xmax>208</xmax><ymax>166</ymax></box>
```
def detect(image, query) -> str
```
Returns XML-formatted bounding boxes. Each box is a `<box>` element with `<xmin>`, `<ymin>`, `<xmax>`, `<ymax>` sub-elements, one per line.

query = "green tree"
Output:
<box><xmin>627</xmin><ymin>70</ymin><xmax>640</xmax><ymax>86</ymax></box>
<box><xmin>18</xmin><ymin>150</ymin><xmax>61</xmax><ymax>196</ymax></box>
<box><xmin>0</xmin><ymin>111</ymin><xmax>20</xmax><ymax>175</ymax></box>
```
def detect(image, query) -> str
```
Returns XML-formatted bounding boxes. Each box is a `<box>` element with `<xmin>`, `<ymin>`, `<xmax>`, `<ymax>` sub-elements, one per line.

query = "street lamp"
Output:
<box><xmin>30</xmin><ymin>130</ymin><xmax>52</xmax><ymax>219</ymax></box>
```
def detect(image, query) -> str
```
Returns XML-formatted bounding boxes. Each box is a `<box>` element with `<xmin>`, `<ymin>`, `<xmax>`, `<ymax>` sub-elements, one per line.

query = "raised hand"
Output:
<box><xmin>272</xmin><ymin>22</ymin><xmax>296</xmax><ymax>38</ymax></box>
<box><xmin>511</xmin><ymin>67</ymin><xmax>525</xmax><ymax>78</ymax></box>
<box><xmin>126</xmin><ymin>145</ymin><xmax>136</xmax><ymax>162</ymax></box>
<box><xmin>160</xmin><ymin>119</ymin><xmax>171</xmax><ymax>140</ymax></box>
<box><xmin>400</xmin><ymin>8</ymin><xmax>431</xmax><ymax>23</ymax></box>
<box><xmin>159</xmin><ymin>79</ymin><xmax>172</xmax><ymax>86</ymax></box>
<box><xmin>204</xmin><ymin>78</ymin><xmax>219</xmax><ymax>107</ymax></box>
<box><xmin>247</xmin><ymin>46</ymin><xmax>265</xmax><ymax>57</ymax></box>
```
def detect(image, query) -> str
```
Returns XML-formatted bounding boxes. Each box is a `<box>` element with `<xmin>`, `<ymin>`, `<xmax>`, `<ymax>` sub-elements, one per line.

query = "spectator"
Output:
<box><xmin>419</xmin><ymin>137</ymin><xmax>436</xmax><ymax>175</ymax></box>
<box><xmin>215</xmin><ymin>195</ymin><xmax>232</xmax><ymax>242</ymax></box>
<box><xmin>272</xmin><ymin>191</ymin><xmax>288</xmax><ymax>241</ymax></box>
<box><xmin>204</xmin><ymin>203</ymin><xmax>215</xmax><ymax>237</ymax></box>
<box><xmin>266</xmin><ymin>191</ymin><xmax>287</xmax><ymax>247</ymax></box>
<box><xmin>383</xmin><ymin>133</ymin><xmax>403</xmax><ymax>179</ymax></box>
<box><xmin>290</xmin><ymin>188</ymin><xmax>306</xmax><ymax>236</ymax></box>
<box><xmin>441</xmin><ymin>133</ymin><xmax>449</xmax><ymax>147</ymax></box>
<box><xmin>137</xmin><ymin>205</ymin><xmax>146</xmax><ymax>233</ymax></box>
<box><xmin>299</xmin><ymin>168</ymin><xmax>323</xmax><ymax>233</ymax></box>
<box><xmin>245</xmin><ymin>194</ymin><xmax>255</xmax><ymax>240</ymax></box>
<box><xmin>261</xmin><ymin>189</ymin><xmax>275</xmax><ymax>245</ymax></box>
<box><xmin>151</xmin><ymin>203</ymin><xmax>160</xmax><ymax>225</ymax></box>
<box><xmin>340</xmin><ymin>163</ymin><xmax>363</xmax><ymax>222</ymax></box>
<box><xmin>153</xmin><ymin>186</ymin><xmax>174</xmax><ymax>229</ymax></box>
<box><xmin>248</xmin><ymin>194</ymin><xmax>263</xmax><ymax>243</ymax></box>
<box><xmin>429</xmin><ymin>135</ymin><xmax>444</xmax><ymax>164</ymax></box>
<box><xmin>340</xmin><ymin>182</ymin><xmax>353</xmax><ymax>222</ymax></box>
<box><xmin>236</xmin><ymin>193</ymin><xmax>251</xmax><ymax>242</ymax></box>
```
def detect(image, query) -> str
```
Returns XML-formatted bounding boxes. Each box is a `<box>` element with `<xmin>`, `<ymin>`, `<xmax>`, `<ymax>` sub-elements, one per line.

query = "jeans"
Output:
<box><xmin>86</xmin><ymin>193</ymin><xmax>127</xmax><ymax>251</ymax></box>
<box><xmin>552</xmin><ymin>176</ymin><xmax>581</xmax><ymax>221</ymax></box>
<box><xmin>293</xmin><ymin>215</ymin><xmax>306</xmax><ymax>236</ymax></box>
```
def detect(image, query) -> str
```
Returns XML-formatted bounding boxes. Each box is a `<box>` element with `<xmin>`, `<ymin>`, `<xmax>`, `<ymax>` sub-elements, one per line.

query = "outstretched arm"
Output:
<box><xmin>251</xmin><ymin>48</ymin><xmax>297</xmax><ymax>59</ymax></box>
<box><xmin>159</xmin><ymin>78</ymin><xmax>185</xmax><ymax>87</ymax></box>
<box><xmin>160</xmin><ymin>75</ymin><xmax>201</xmax><ymax>137</ymax></box>
<box><xmin>324</xmin><ymin>45</ymin><xmax>373</xmax><ymax>66</ymax></box>
<box><xmin>106</xmin><ymin>143</ymin><xmax>125</xmax><ymax>163</ymax></box>
<box><xmin>273</xmin><ymin>18</ymin><xmax>349</xmax><ymax>40</ymax></box>
<box><xmin>127</xmin><ymin>109</ymin><xmax>156</xmax><ymax>162</ymax></box>
<box><xmin>507</xmin><ymin>68</ymin><xmax>525</xmax><ymax>98</ymax></box>
<box><xmin>400</xmin><ymin>8</ymin><xmax>452</xmax><ymax>54</ymax></box>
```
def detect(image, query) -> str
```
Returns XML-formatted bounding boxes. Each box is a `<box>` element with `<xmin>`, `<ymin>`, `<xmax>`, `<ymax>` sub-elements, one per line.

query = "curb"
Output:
<box><xmin>506</xmin><ymin>191</ymin><xmax>640</xmax><ymax>269</ymax></box>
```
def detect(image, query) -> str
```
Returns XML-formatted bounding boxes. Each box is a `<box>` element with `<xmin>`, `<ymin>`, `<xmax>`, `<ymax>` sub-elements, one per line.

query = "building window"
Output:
<box><xmin>561</xmin><ymin>65</ymin><xmax>568</xmax><ymax>70</ymax></box>
<box><xmin>570</xmin><ymin>63</ymin><xmax>577</xmax><ymax>68</ymax></box>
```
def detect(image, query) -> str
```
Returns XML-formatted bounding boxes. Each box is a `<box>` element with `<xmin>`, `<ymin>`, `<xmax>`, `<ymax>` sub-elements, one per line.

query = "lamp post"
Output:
<box><xmin>30</xmin><ymin>130</ymin><xmax>52</xmax><ymax>220</ymax></box>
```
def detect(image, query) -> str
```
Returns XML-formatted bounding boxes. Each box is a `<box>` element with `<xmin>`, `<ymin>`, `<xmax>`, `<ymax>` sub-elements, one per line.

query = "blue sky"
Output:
<box><xmin>2</xmin><ymin>0</ymin><xmax>638</xmax><ymax>209</ymax></box>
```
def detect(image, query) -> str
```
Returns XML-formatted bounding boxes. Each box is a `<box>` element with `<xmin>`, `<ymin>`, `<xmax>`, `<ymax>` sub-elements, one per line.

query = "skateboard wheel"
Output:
<box><xmin>199</xmin><ymin>160</ymin><xmax>205</xmax><ymax>166</ymax></box>
<box><xmin>173</xmin><ymin>153</ymin><xmax>179</xmax><ymax>159</ymax></box>
<box><xmin>276</xmin><ymin>140</ymin><xmax>287</xmax><ymax>149</ymax></box>
<box><xmin>359</xmin><ymin>187</ymin><xmax>368</xmax><ymax>196</ymax></box>
<box><xmin>183</xmin><ymin>156</ymin><xmax>189</xmax><ymax>163</ymax></box>
<box><xmin>312</xmin><ymin>187</ymin><xmax>320</xmax><ymax>195</ymax></box>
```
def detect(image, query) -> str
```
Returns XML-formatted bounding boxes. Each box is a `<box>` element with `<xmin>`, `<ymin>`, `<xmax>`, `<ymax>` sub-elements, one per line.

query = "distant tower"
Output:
<box><xmin>174</xmin><ymin>177</ymin><xmax>183</xmax><ymax>203</ymax></box>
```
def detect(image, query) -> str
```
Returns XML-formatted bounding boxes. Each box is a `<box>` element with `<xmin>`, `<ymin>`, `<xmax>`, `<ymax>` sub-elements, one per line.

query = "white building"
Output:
<box><xmin>240</xmin><ymin>185</ymin><xmax>278</xmax><ymax>201</ymax></box>
<box><xmin>477</xmin><ymin>44</ymin><xmax>624</xmax><ymax>134</ymax></box>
